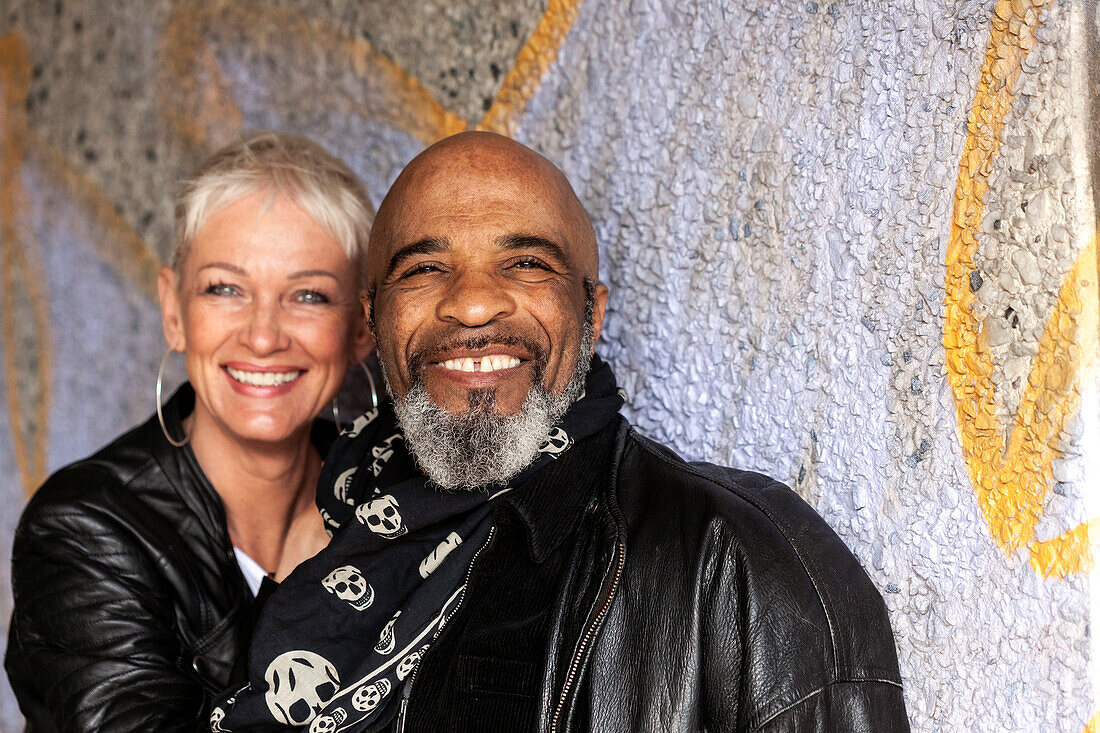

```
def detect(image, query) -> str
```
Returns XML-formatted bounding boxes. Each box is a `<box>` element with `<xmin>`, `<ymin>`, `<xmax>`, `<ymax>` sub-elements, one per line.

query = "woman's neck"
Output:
<box><xmin>185</xmin><ymin>412</ymin><xmax>328</xmax><ymax>579</ymax></box>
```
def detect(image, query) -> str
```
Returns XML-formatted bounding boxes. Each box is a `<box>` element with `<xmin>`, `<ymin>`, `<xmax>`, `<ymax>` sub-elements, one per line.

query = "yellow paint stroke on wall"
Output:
<box><xmin>1027</xmin><ymin>236</ymin><xmax>1099</xmax><ymax>577</ymax></box>
<box><xmin>1032</xmin><ymin>517</ymin><xmax>1097</xmax><ymax>578</ymax></box>
<box><xmin>23</xmin><ymin>134</ymin><xmax>161</xmax><ymax>300</ymax></box>
<box><xmin>944</xmin><ymin>0</ymin><xmax>1099</xmax><ymax>577</ymax></box>
<box><xmin>159</xmin><ymin>1</ymin><xmax>465</xmax><ymax>149</ymax></box>
<box><xmin>0</xmin><ymin>32</ymin><xmax>53</xmax><ymax>495</ymax></box>
<box><xmin>159</xmin><ymin>0</ymin><xmax>587</xmax><ymax>147</ymax></box>
<box><xmin>478</xmin><ymin>0</ymin><xmax>583</xmax><ymax>136</ymax></box>
<box><xmin>159</xmin><ymin>2</ymin><xmax>246</xmax><ymax>150</ymax></box>
<box><xmin>345</xmin><ymin>38</ymin><xmax>468</xmax><ymax>141</ymax></box>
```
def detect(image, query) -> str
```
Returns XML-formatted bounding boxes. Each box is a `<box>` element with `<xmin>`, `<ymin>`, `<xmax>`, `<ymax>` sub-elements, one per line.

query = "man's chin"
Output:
<box><xmin>392</xmin><ymin>380</ymin><xmax>564</xmax><ymax>491</ymax></box>
<box><xmin>423</xmin><ymin>382</ymin><xmax>534</xmax><ymax>419</ymax></box>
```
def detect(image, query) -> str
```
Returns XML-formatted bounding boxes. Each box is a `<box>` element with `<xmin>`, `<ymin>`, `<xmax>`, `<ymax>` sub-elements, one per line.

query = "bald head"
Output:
<box><xmin>368</xmin><ymin>132</ymin><xmax>598</xmax><ymax>285</ymax></box>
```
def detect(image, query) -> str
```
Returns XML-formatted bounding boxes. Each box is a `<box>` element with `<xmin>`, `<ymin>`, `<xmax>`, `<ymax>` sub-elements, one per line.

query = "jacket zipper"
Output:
<box><xmin>549</xmin><ymin>539</ymin><xmax>626</xmax><ymax>733</ymax></box>
<box><xmin>395</xmin><ymin>527</ymin><xmax>496</xmax><ymax>733</ymax></box>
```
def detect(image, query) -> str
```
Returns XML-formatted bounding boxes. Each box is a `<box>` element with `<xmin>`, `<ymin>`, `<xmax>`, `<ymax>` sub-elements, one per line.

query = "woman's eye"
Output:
<box><xmin>295</xmin><ymin>290</ymin><xmax>331</xmax><ymax>305</ymax></box>
<box><xmin>203</xmin><ymin>282</ymin><xmax>238</xmax><ymax>297</ymax></box>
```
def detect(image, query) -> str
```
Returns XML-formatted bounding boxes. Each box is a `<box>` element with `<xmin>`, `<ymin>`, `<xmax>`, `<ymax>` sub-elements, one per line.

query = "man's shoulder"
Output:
<box><xmin>615</xmin><ymin>425</ymin><xmax>825</xmax><ymax>537</ymax></box>
<box><xmin>612</xmin><ymin>425</ymin><xmax>902</xmax><ymax>687</ymax></box>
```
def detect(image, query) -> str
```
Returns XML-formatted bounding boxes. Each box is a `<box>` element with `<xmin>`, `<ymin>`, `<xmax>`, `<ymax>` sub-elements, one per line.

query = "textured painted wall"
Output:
<box><xmin>0</xmin><ymin>0</ymin><xmax>1097</xmax><ymax>730</ymax></box>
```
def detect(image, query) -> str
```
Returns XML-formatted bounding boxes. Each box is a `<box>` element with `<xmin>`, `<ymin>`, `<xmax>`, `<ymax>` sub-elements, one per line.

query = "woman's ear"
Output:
<box><xmin>157</xmin><ymin>266</ymin><xmax>186</xmax><ymax>352</ymax></box>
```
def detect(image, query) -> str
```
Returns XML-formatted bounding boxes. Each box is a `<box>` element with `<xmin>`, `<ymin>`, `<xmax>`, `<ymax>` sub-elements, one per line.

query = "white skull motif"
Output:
<box><xmin>370</xmin><ymin>432</ymin><xmax>402</xmax><ymax>476</ymax></box>
<box><xmin>263</xmin><ymin>650</ymin><xmax>341</xmax><ymax>726</ymax></box>
<box><xmin>343</xmin><ymin>409</ymin><xmax>377</xmax><ymax>438</ymax></box>
<box><xmin>319</xmin><ymin>508</ymin><xmax>338</xmax><ymax>537</ymax></box>
<box><xmin>322</xmin><ymin>565</ymin><xmax>374</xmax><ymax>611</ymax></box>
<box><xmin>375</xmin><ymin>610</ymin><xmax>401</xmax><ymax>655</ymax></box>
<box><xmin>372</xmin><ymin>433</ymin><xmax>401</xmax><ymax>459</ymax></box>
<box><xmin>396</xmin><ymin>646</ymin><xmax>428</xmax><ymax>681</ymax></box>
<box><xmin>352</xmin><ymin>678</ymin><xmax>392</xmax><ymax>713</ymax></box>
<box><xmin>308</xmin><ymin>707</ymin><xmax>346</xmax><ymax>733</ymax></box>
<box><xmin>355</xmin><ymin>495</ymin><xmax>407</xmax><ymax>538</ymax></box>
<box><xmin>209</xmin><ymin>706</ymin><xmax>226</xmax><ymax>732</ymax></box>
<box><xmin>333</xmin><ymin>467</ymin><xmax>357</xmax><ymax>505</ymax></box>
<box><xmin>309</xmin><ymin>714</ymin><xmax>335</xmax><ymax>733</ymax></box>
<box><xmin>538</xmin><ymin>427</ymin><xmax>572</xmax><ymax>457</ymax></box>
<box><xmin>418</xmin><ymin>532</ymin><xmax>462</xmax><ymax>579</ymax></box>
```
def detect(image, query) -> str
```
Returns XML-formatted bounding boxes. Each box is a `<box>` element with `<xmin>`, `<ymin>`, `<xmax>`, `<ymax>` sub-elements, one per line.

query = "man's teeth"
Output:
<box><xmin>226</xmin><ymin>367</ymin><xmax>302</xmax><ymax>386</ymax></box>
<box><xmin>440</xmin><ymin>355</ymin><xmax>521</xmax><ymax>373</ymax></box>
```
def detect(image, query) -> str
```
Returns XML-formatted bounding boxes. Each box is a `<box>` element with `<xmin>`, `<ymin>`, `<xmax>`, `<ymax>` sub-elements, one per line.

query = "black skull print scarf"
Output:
<box><xmin>211</xmin><ymin>356</ymin><xmax>623</xmax><ymax>732</ymax></box>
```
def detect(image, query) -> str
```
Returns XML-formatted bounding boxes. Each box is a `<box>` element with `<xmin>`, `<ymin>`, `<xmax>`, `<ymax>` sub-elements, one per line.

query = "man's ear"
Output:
<box><xmin>351</xmin><ymin>316</ymin><xmax>376</xmax><ymax>364</ymax></box>
<box><xmin>589</xmin><ymin>282</ymin><xmax>609</xmax><ymax>353</ymax></box>
<box><xmin>157</xmin><ymin>266</ymin><xmax>186</xmax><ymax>352</ymax></box>
<box><xmin>352</xmin><ymin>291</ymin><xmax>376</xmax><ymax>363</ymax></box>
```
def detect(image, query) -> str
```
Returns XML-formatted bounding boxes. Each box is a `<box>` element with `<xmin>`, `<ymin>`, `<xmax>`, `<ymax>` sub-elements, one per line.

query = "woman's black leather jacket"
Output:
<box><xmin>5</xmin><ymin>386</ymin><xmax>329</xmax><ymax>732</ymax></box>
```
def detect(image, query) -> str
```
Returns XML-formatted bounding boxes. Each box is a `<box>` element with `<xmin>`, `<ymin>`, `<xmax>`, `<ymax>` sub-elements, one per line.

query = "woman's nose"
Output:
<box><xmin>435</xmin><ymin>270</ymin><xmax>516</xmax><ymax>328</ymax></box>
<box><xmin>240</xmin><ymin>297</ymin><xmax>290</xmax><ymax>354</ymax></box>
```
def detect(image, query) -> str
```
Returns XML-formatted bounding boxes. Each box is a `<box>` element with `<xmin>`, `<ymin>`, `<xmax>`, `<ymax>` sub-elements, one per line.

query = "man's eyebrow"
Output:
<box><xmin>496</xmin><ymin>234</ymin><xmax>568</xmax><ymax>264</ymax></box>
<box><xmin>387</xmin><ymin>237</ymin><xmax>450</xmax><ymax>275</ymax></box>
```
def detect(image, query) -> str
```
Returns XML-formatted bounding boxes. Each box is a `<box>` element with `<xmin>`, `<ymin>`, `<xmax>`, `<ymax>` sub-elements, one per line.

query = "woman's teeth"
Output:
<box><xmin>440</xmin><ymin>355</ymin><xmax>521</xmax><ymax>373</ymax></box>
<box><xmin>225</xmin><ymin>367</ymin><xmax>302</xmax><ymax>386</ymax></box>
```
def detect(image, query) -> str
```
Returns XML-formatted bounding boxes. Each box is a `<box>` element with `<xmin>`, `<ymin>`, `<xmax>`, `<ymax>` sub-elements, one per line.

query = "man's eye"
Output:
<box><xmin>401</xmin><ymin>263</ymin><xmax>444</xmax><ymax>278</ymax></box>
<box><xmin>295</xmin><ymin>290</ymin><xmax>331</xmax><ymax>305</ymax></box>
<box><xmin>508</xmin><ymin>257</ymin><xmax>550</xmax><ymax>271</ymax></box>
<box><xmin>203</xmin><ymin>282</ymin><xmax>239</xmax><ymax>297</ymax></box>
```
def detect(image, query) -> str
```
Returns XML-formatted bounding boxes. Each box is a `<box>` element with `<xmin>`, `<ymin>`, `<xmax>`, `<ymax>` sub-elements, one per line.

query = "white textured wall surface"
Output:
<box><xmin>0</xmin><ymin>0</ymin><xmax>1096</xmax><ymax>731</ymax></box>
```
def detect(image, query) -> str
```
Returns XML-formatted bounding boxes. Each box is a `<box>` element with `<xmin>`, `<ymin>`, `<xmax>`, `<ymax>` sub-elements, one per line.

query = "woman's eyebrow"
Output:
<box><xmin>196</xmin><ymin>263</ymin><xmax>340</xmax><ymax>281</ymax></box>
<box><xmin>288</xmin><ymin>270</ymin><xmax>340</xmax><ymax>281</ymax></box>
<box><xmin>386</xmin><ymin>237</ymin><xmax>449</xmax><ymax>275</ymax></box>
<box><xmin>197</xmin><ymin>262</ymin><xmax>247</xmax><ymax>276</ymax></box>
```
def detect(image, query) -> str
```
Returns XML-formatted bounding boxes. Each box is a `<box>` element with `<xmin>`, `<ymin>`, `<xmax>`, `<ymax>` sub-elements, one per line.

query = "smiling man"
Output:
<box><xmin>365</xmin><ymin>132</ymin><xmax>606</xmax><ymax>492</ymax></box>
<box><xmin>215</xmin><ymin>133</ymin><xmax>909</xmax><ymax>732</ymax></box>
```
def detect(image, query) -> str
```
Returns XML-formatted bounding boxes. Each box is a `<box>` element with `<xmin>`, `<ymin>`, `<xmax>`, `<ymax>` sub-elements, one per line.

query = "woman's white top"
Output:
<box><xmin>233</xmin><ymin>547</ymin><xmax>269</xmax><ymax>597</ymax></box>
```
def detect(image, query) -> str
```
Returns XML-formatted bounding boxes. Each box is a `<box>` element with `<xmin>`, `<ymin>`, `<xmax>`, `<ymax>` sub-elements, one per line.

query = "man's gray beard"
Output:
<box><xmin>388</xmin><ymin>318</ymin><xmax>595</xmax><ymax>492</ymax></box>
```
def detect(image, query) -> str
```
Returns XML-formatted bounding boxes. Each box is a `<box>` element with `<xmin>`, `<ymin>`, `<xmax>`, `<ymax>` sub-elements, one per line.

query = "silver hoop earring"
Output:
<box><xmin>361</xmin><ymin>361</ymin><xmax>378</xmax><ymax>410</ymax></box>
<box><xmin>332</xmin><ymin>362</ymin><xmax>375</xmax><ymax>431</ymax></box>
<box><xmin>331</xmin><ymin>397</ymin><xmax>342</xmax><ymax>430</ymax></box>
<box><xmin>156</xmin><ymin>348</ymin><xmax>190</xmax><ymax>448</ymax></box>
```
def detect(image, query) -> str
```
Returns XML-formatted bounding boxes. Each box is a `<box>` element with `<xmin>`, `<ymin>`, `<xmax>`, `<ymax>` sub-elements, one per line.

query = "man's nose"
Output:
<box><xmin>240</xmin><ymin>296</ymin><xmax>290</xmax><ymax>354</ymax></box>
<box><xmin>435</xmin><ymin>270</ymin><xmax>516</xmax><ymax>327</ymax></box>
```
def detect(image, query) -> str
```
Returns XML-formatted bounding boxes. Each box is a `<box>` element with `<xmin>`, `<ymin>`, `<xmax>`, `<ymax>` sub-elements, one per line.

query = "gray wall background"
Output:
<box><xmin>0</xmin><ymin>0</ymin><xmax>1098</xmax><ymax>730</ymax></box>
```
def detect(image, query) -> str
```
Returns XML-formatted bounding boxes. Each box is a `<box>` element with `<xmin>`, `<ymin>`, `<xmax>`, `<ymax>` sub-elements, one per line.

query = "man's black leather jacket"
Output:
<box><xmin>6</xmin><ymin>387</ymin><xmax>254</xmax><ymax>732</ymax></box>
<box><xmin>529</xmin><ymin>421</ymin><xmax>909</xmax><ymax>732</ymax></box>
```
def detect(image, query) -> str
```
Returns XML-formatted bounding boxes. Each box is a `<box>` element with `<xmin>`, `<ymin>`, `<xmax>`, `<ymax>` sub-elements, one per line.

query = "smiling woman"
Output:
<box><xmin>161</xmin><ymin>191</ymin><xmax>367</xmax><ymax>450</ymax></box>
<box><xmin>4</xmin><ymin>133</ymin><xmax>375</xmax><ymax>731</ymax></box>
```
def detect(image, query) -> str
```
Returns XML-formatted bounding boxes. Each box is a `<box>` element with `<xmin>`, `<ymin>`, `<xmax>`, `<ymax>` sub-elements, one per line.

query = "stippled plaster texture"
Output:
<box><xmin>0</xmin><ymin>0</ymin><xmax>1097</xmax><ymax>731</ymax></box>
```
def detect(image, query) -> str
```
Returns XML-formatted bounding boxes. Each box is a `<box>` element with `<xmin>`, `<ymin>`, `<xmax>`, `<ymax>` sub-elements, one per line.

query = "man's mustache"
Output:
<box><xmin>407</xmin><ymin>331</ymin><xmax>549</xmax><ymax>382</ymax></box>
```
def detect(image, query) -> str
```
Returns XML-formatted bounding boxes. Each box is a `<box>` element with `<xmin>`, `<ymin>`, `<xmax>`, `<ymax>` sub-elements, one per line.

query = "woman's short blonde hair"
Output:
<box><xmin>171</xmin><ymin>133</ymin><xmax>374</xmax><ymax>287</ymax></box>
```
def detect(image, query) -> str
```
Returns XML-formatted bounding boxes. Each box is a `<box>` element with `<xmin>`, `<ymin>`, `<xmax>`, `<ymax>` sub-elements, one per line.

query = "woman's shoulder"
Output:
<box><xmin>20</xmin><ymin>412</ymin><xmax>173</xmax><ymax>533</ymax></box>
